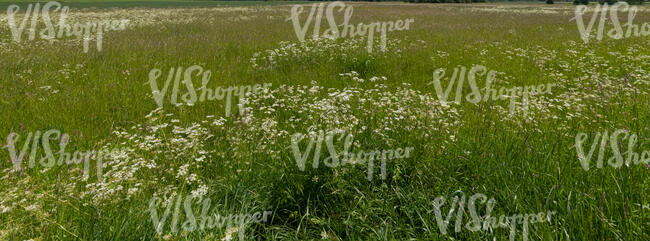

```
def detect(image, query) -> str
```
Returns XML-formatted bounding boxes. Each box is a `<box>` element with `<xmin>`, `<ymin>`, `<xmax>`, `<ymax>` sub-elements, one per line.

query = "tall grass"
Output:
<box><xmin>0</xmin><ymin>2</ymin><xmax>649</xmax><ymax>240</ymax></box>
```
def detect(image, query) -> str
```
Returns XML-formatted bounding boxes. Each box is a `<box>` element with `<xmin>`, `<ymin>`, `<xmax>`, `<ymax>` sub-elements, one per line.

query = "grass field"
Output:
<box><xmin>0</xmin><ymin>1</ymin><xmax>311</xmax><ymax>10</ymax></box>
<box><xmin>0</xmin><ymin>1</ymin><xmax>649</xmax><ymax>240</ymax></box>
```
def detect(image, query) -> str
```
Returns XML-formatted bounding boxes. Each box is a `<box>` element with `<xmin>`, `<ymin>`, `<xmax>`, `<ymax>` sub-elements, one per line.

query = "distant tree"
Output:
<box><xmin>626</xmin><ymin>0</ymin><xmax>645</xmax><ymax>4</ymax></box>
<box><xmin>574</xmin><ymin>0</ymin><xmax>589</xmax><ymax>5</ymax></box>
<box><xmin>599</xmin><ymin>0</ymin><xmax>617</xmax><ymax>4</ymax></box>
<box><xmin>546</xmin><ymin>0</ymin><xmax>554</xmax><ymax>3</ymax></box>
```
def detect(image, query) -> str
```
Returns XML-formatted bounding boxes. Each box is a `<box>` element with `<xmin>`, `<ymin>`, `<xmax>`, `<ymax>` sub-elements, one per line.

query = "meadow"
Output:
<box><xmin>0</xmin><ymin>1</ymin><xmax>649</xmax><ymax>240</ymax></box>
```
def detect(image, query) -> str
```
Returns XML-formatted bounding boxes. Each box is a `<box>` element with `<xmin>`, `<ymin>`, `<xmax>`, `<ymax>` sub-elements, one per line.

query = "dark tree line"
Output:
<box><xmin>572</xmin><ymin>0</ymin><xmax>645</xmax><ymax>4</ymax></box>
<box><xmin>298</xmin><ymin>0</ymin><xmax>644</xmax><ymax>2</ymax></box>
<box><xmin>300</xmin><ymin>0</ymin><xmax>644</xmax><ymax>3</ymax></box>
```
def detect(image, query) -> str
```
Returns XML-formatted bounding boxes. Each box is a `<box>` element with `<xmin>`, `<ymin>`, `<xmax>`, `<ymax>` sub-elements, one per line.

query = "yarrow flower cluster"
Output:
<box><xmin>471</xmin><ymin>41</ymin><xmax>650</xmax><ymax>130</ymax></box>
<box><xmin>339</xmin><ymin>71</ymin><xmax>387</xmax><ymax>83</ymax></box>
<box><xmin>80</xmin><ymin>108</ymin><xmax>215</xmax><ymax>205</ymax></box>
<box><xmin>250</xmin><ymin>37</ymin><xmax>401</xmax><ymax>69</ymax></box>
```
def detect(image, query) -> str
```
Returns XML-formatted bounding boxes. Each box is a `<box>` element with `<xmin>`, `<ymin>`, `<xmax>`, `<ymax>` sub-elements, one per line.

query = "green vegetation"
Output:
<box><xmin>0</xmin><ymin>2</ymin><xmax>649</xmax><ymax>241</ymax></box>
<box><xmin>0</xmin><ymin>1</ymin><xmax>309</xmax><ymax>10</ymax></box>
